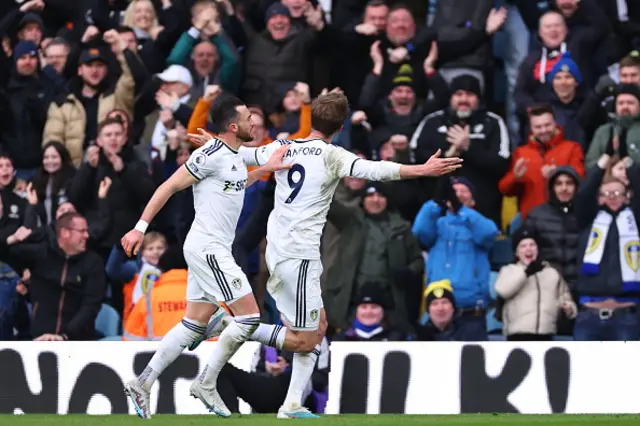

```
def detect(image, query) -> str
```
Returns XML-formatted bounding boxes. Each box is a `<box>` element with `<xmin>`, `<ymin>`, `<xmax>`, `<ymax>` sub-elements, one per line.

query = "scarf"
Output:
<box><xmin>131</xmin><ymin>261</ymin><xmax>161</xmax><ymax>307</ymax></box>
<box><xmin>353</xmin><ymin>319</ymin><xmax>384</xmax><ymax>340</ymax></box>
<box><xmin>582</xmin><ymin>208</ymin><xmax>640</xmax><ymax>291</ymax></box>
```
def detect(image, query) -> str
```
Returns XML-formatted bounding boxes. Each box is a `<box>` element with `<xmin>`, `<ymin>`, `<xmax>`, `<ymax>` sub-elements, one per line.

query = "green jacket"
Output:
<box><xmin>324</xmin><ymin>200</ymin><xmax>424</xmax><ymax>333</ymax></box>
<box><xmin>167</xmin><ymin>30</ymin><xmax>241</xmax><ymax>95</ymax></box>
<box><xmin>585</xmin><ymin>114</ymin><xmax>640</xmax><ymax>168</ymax></box>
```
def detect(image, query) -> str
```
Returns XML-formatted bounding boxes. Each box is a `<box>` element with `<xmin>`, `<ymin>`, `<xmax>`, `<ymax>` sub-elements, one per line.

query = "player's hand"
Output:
<box><xmin>121</xmin><ymin>229</ymin><xmax>144</xmax><ymax>257</ymax></box>
<box><xmin>188</xmin><ymin>128</ymin><xmax>215</xmax><ymax>148</ymax></box>
<box><xmin>421</xmin><ymin>149</ymin><xmax>463</xmax><ymax>176</ymax></box>
<box><xmin>262</xmin><ymin>144</ymin><xmax>292</xmax><ymax>172</ymax></box>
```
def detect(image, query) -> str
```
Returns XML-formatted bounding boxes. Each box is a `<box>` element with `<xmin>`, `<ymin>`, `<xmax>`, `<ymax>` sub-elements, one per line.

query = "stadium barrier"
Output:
<box><xmin>0</xmin><ymin>341</ymin><xmax>637</xmax><ymax>415</ymax></box>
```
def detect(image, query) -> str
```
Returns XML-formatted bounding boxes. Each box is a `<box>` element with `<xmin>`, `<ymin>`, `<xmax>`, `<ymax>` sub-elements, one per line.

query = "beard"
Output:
<box><xmin>237</xmin><ymin>129</ymin><xmax>253</xmax><ymax>143</ymax></box>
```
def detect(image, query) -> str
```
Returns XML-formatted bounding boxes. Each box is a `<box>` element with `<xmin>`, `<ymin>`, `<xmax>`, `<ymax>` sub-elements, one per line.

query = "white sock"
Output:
<box><xmin>250</xmin><ymin>323</ymin><xmax>287</xmax><ymax>350</ymax></box>
<box><xmin>198</xmin><ymin>314</ymin><xmax>260</xmax><ymax>388</ymax></box>
<box><xmin>282</xmin><ymin>344</ymin><xmax>321</xmax><ymax>409</ymax></box>
<box><xmin>138</xmin><ymin>317</ymin><xmax>207</xmax><ymax>391</ymax></box>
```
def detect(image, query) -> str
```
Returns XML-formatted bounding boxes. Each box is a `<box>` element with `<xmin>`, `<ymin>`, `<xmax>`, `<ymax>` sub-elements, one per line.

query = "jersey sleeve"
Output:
<box><xmin>239</xmin><ymin>140</ymin><xmax>290</xmax><ymax>166</ymax></box>
<box><xmin>326</xmin><ymin>146</ymin><xmax>402</xmax><ymax>181</ymax></box>
<box><xmin>183</xmin><ymin>146</ymin><xmax>221</xmax><ymax>181</ymax></box>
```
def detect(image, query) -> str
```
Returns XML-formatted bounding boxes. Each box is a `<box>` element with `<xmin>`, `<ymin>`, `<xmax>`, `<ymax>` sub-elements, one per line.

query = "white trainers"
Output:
<box><xmin>277</xmin><ymin>403</ymin><xmax>320</xmax><ymax>419</ymax></box>
<box><xmin>188</xmin><ymin>309</ymin><xmax>231</xmax><ymax>351</ymax></box>
<box><xmin>189</xmin><ymin>380</ymin><xmax>231</xmax><ymax>417</ymax></box>
<box><xmin>124</xmin><ymin>379</ymin><xmax>151</xmax><ymax>419</ymax></box>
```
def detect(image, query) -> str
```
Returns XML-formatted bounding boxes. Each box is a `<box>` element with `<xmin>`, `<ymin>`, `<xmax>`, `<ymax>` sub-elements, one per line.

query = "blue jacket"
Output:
<box><xmin>412</xmin><ymin>201</ymin><xmax>498</xmax><ymax>308</ymax></box>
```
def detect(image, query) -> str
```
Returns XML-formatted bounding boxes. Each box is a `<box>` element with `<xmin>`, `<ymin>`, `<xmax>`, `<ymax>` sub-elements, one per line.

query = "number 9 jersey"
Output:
<box><xmin>240</xmin><ymin>138</ymin><xmax>402</xmax><ymax>260</ymax></box>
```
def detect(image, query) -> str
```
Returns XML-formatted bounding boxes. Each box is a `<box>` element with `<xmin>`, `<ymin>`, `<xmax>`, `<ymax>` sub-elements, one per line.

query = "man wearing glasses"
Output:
<box><xmin>573</xmin><ymin>153</ymin><xmax>640</xmax><ymax>340</ymax></box>
<box><xmin>1</xmin><ymin>212</ymin><xmax>105</xmax><ymax>341</ymax></box>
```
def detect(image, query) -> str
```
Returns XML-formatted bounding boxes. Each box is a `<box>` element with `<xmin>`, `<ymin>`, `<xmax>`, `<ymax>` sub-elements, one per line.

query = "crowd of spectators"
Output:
<box><xmin>0</xmin><ymin>0</ymin><xmax>639</xmax><ymax>351</ymax></box>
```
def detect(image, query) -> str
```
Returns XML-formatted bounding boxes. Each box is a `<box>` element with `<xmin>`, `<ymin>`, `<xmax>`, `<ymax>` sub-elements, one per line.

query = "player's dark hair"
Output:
<box><xmin>55</xmin><ymin>211</ymin><xmax>84</xmax><ymax>236</ymax></box>
<box><xmin>210</xmin><ymin>95</ymin><xmax>245</xmax><ymax>131</ymax></box>
<box><xmin>311</xmin><ymin>92</ymin><xmax>349</xmax><ymax>137</ymax></box>
<box><xmin>528</xmin><ymin>103</ymin><xmax>554</xmax><ymax>118</ymax></box>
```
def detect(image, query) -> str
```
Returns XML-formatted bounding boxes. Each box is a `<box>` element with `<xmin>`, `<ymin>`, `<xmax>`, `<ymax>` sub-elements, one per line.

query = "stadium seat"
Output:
<box><xmin>95</xmin><ymin>303</ymin><xmax>121</xmax><ymax>338</ymax></box>
<box><xmin>488</xmin><ymin>334</ymin><xmax>506</xmax><ymax>341</ymax></box>
<box><xmin>490</xmin><ymin>237</ymin><xmax>513</xmax><ymax>270</ymax></box>
<box><xmin>509</xmin><ymin>213</ymin><xmax>522</xmax><ymax>235</ymax></box>
<box><xmin>552</xmin><ymin>335</ymin><xmax>574</xmax><ymax>341</ymax></box>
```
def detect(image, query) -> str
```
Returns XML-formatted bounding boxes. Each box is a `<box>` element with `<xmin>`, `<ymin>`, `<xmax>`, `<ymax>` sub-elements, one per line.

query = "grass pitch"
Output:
<box><xmin>2</xmin><ymin>414</ymin><xmax>639</xmax><ymax>426</ymax></box>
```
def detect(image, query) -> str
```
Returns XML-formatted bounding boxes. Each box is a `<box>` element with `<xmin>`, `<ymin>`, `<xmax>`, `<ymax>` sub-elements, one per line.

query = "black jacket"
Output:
<box><xmin>523</xmin><ymin>166</ymin><xmax>581</xmax><ymax>286</ymax></box>
<box><xmin>1</xmin><ymin>229</ymin><xmax>105</xmax><ymax>340</ymax></box>
<box><xmin>0</xmin><ymin>72</ymin><xmax>60</xmax><ymax>169</ymax></box>
<box><xmin>574</xmin><ymin>163</ymin><xmax>640</xmax><ymax>298</ymax></box>
<box><xmin>410</xmin><ymin>108</ymin><xmax>511</xmax><ymax>226</ymax></box>
<box><xmin>434</xmin><ymin>0</ymin><xmax>494</xmax><ymax>70</ymax></box>
<box><xmin>67</xmin><ymin>146</ymin><xmax>155</xmax><ymax>249</ymax></box>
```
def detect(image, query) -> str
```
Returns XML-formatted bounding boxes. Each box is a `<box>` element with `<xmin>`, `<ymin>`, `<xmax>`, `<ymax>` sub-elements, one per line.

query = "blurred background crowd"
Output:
<box><xmin>0</xmin><ymin>0</ymin><xmax>639</xmax><ymax>354</ymax></box>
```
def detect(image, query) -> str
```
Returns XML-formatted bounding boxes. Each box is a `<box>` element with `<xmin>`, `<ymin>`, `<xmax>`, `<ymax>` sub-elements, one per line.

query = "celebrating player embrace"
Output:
<box><xmin>187</xmin><ymin>91</ymin><xmax>462</xmax><ymax>418</ymax></box>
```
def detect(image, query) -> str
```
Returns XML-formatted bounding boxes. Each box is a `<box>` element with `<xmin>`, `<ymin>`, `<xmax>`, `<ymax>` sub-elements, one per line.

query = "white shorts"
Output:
<box><xmin>184</xmin><ymin>250</ymin><xmax>252</xmax><ymax>304</ymax></box>
<box><xmin>265</xmin><ymin>248</ymin><xmax>324</xmax><ymax>331</ymax></box>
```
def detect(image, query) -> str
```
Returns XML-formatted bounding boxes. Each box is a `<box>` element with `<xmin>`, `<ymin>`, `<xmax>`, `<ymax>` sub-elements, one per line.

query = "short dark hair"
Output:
<box><xmin>210</xmin><ymin>95</ymin><xmax>245</xmax><ymax>130</ymax></box>
<box><xmin>116</xmin><ymin>26</ymin><xmax>136</xmax><ymax>36</ymax></box>
<box><xmin>366</xmin><ymin>0</ymin><xmax>387</xmax><ymax>8</ymax></box>
<box><xmin>98</xmin><ymin>116</ymin><xmax>125</xmax><ymax>134</ymax></box>
<box><xmin>388</xmin><ymin>3</ymin><xmax>413</xmax><ymax>15</ymax></box>
<box><xmin>311</xmin><ymin>92</ymin><xmax>349</xmax><ymax>137</ymax></box>
<box><xmin>620</xmin><ymin>53</ymin><xmax>640</xmax><ymax>70</ymax></box>
<box><xmin>55</xmin><ymin>211</ymin><xmax>84</xmax><ymax>235</ymax></box>
<box><xmin>528</xmin><ymin>103</ymin><xmax>554</xmax><ymax>118</ymax></box>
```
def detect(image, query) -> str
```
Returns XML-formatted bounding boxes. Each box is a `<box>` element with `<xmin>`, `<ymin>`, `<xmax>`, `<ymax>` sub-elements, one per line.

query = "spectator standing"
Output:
<box><xmin>585</xmin><ymin>84</ymin><xmax>640</xmax><ymax>168</ymax></box>
<box><xmin>412</xmin><ymin>176</ymin><xmax>499</xmax><ymax>341</ymax></box>
<box><xmin>42</xmin><ymin>30</ymin><xmax>134</xmax><ymax>167</ymax></box>
<box><xmin>573</xmin><ymin>154</ymin><xmax>640</xmax><ymax>340</ymax></box>
<box><xmin>332</xmin><ymin>285</ymin><xmax>404</xmax><ymax>341</ymax></box>
<box><xmin>494</xmin><ymin>227</ymin><xmax>577</xmax><ymax>341</ymax></box>
<box><xmin>26</xmin><ymin>142</ymin><xmax>76</xmax><ymax>227</ymax></box>
<box><xmin>324</xmin><ymin>182</ymin><xmax>424</xmax><ymax>334</ymax></box>
<box><xmin>499</xmin><ymin>104</ymin><xmax>584</xmax><ymax>218</ymax></box>
<box><xmin>1</xmin><ymin>213</ymin><xmax>105</xmax><ymax>341</ymax></box>
<box><xmin>411</xmin><ymin>74</ymin><xmax>511</xmax><ymax>226</ymax></box>
<box><xmin>416</xmin><ymin>280</ymin><xmax>479</xmax><ymax>341</ymax></box>
<box><xmin>0</xmin><ymin>41</ymin><xmax>62</xmax><ymax>179</ymax></box>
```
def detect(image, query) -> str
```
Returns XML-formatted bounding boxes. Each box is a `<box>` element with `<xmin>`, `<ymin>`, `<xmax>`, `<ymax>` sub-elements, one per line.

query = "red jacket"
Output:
<box><xmin>499</xmin><ymin>127</ymin><xmax>584</xmax><ymax>218</ymax></box>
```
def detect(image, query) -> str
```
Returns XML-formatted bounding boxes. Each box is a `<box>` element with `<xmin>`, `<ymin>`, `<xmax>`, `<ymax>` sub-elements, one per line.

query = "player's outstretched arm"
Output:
<box><xmin>246</xmin><ymin>144</ymin><xmax>292</xmax><ymax>187</ymax></box>
<box><xmin>121</xmin><ymin>167</ymin><xmax>197</xmax><ymax>256</ymax></box>
<box><xmin>399</xmin><ymin>149</ymin><xmax>463</xmax><ymax>178</ymax></box>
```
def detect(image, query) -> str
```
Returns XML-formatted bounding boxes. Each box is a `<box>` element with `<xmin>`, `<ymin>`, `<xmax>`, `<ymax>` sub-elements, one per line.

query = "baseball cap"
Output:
<box><xmin>156</xmin><ymin>65</ymin><xmax>193</xmax><ymax>87</ymax></box>
<box><xmin>79</xmin><ymin>48</ymin><xmax>107</xmax><ymax>65</ymax></box>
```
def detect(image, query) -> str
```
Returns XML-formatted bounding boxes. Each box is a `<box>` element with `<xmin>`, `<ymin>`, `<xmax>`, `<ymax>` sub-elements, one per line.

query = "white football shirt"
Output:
<box><xmin>239</xmin><ymin>139</ymin><xmax>402</xmax><ymax>259</ymax></box>
<box><xmin>183</xmin><ymin>138</ymin><xmax>248</xmax><ymax>253</ymax></box>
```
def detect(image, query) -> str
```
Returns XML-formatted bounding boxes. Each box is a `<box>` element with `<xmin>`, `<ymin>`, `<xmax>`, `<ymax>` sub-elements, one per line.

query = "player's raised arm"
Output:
<box><xmin>331</xmin><ymin>147</ymin><xmax>462</xmax><ymax>182</ymax></box>
<box><xmin>246</xmin><ymin>144</ymin><xmax>292</xmax><ymax>186</ymax></box>
<box><xmin>121</xmin><ymin>165</ymin><xmax>197</xmax><ymax>256</ymax></box>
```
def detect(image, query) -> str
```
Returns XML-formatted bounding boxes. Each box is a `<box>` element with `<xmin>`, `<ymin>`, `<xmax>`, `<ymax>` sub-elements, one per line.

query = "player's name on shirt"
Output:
<box><xmin>283</xmin><ymin>145</ymin><xmax>324</xmax><ymax>158</ymax></box>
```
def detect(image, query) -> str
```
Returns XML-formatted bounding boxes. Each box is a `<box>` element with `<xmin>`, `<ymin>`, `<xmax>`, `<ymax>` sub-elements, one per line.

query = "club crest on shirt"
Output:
<box><xmin>310</xmin><ymin>309</ymin><xmax>318</xmax><ymax>321</ymax></box>
<box><xmin>231</xmin><ymin>278</ymin><xmax>242</xmax><ymax>289</ymax></box>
